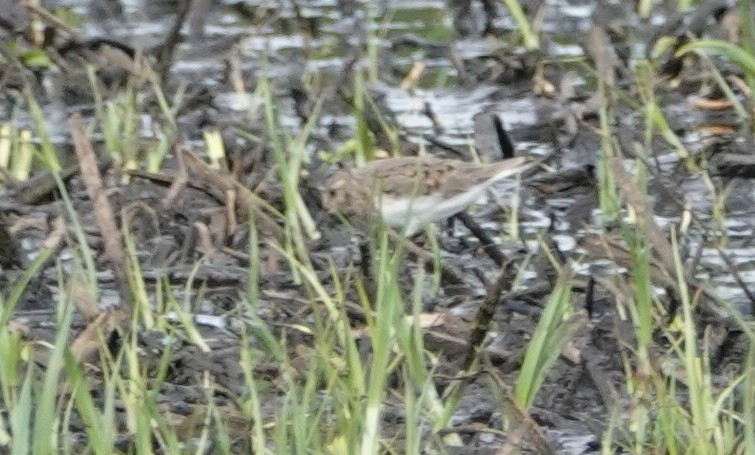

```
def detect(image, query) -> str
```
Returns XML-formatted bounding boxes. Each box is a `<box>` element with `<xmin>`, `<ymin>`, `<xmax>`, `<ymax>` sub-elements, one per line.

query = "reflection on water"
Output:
<box><xmin>22</xmin><ymin>2</ymin><xmax>755</xmax><ymax>450</ymax></box>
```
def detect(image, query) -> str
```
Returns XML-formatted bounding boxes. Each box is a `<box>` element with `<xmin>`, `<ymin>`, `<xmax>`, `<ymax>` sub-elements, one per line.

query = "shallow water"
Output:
<box><xmin>10</xmin><ymin>0</ymin><xmax>755</xmax><ymax>452</ymax></box>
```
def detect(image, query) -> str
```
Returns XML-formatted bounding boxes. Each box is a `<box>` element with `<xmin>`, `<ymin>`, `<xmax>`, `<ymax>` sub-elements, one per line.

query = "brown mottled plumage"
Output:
<box><xmin>323</xmin><ymin>156</ymin><xmax>530</xmax><ymax>235</ymax></box>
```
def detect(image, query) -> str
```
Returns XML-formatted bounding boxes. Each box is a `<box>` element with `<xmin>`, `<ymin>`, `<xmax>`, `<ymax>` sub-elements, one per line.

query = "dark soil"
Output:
<box><xmin>1</xmin><ymin>0</ymin><xmax>754</xmax><ymax>453</ymax></box>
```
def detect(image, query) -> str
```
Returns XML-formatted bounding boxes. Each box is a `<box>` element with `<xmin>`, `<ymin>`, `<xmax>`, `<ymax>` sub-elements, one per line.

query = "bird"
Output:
<box><xmin>322</xmin><ymin>155</ymin><xmax>531</xmax><ymax>236</ymax></box>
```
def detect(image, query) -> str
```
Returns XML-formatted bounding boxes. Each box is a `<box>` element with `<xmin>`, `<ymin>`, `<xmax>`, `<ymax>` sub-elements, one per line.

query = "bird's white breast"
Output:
<box><xmin>376</xmin><ymin>182</ymin><xmax>492</xmax><ymax>236</ymax></box>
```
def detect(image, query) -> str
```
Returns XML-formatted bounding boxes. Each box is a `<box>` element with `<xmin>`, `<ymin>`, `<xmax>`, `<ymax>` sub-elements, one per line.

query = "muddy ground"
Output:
<box><xmin>1</xmin><ymin>0</ymin><xmax>755</xmax><ymax>453</ymax></box>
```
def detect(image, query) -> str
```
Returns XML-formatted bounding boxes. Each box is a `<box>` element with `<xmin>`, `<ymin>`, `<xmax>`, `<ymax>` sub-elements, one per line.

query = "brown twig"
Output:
<box><xmin>69</xmin><ymin>113</ymin><xmax>131</xmax><ymax>307</ymax></box>
<box><xmin>68</xmin><ymin>114</ymin><xmax>131</xmax><ymax>361</ymax></box>
<box><xmin>485</xmin><ymin>368</ymin><xmax>556</xmax><ymax>455</ymax></box>
<box><xmin>164</xmin><ymin>144</ymin><xmax>190</xmax><ymax>205</ymax></box>
<box><xmin>181</xmin><ymin>148</ymin><xmax>285</xmax><ymax>243</ymax></box>
<box><xmin>23</xmin><ymin>1</ymin><xmax>84</xmax><ymax>40</ymax></box>
<box><xmin>193</xmin><ymin>221</ymin><xmax>216</xmax><ymax>256</ymax></box>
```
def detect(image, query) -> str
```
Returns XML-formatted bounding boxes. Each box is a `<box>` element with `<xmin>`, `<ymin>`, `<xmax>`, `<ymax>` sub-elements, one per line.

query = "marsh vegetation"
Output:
<box><xmin>1</xmin><ymin>0</ymin><xmax>755</xmax><ymax>453</ymax></box>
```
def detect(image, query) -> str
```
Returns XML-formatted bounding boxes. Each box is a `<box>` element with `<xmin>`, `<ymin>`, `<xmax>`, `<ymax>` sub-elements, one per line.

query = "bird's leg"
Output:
<box><xmin>386</xmin><ymin>228</ymin><xmax>470</xmax><ymax>295</ymax></box>
<box><xmin>455</xmin><ymin>211</ymin><xmax>507</xmax><ymax>267</ymax></box>
<box><xmin>354</xmin><ymin>235</ymin><xmax>378</xmax><ymax>302</ymax></box>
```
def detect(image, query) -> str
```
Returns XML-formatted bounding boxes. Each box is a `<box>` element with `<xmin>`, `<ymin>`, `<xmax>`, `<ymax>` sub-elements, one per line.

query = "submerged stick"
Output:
<box><xmin>462</xmin><ymin>261</ymin><xmax>516</xmax><ymax>371</ymax></box>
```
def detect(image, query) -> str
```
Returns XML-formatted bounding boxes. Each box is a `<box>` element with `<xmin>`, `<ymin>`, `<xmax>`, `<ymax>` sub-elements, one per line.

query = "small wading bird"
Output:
<box><xmin>323</xmin><ymin>155</ymin><xmax>531</xmax><ymax>236</ymax></box>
